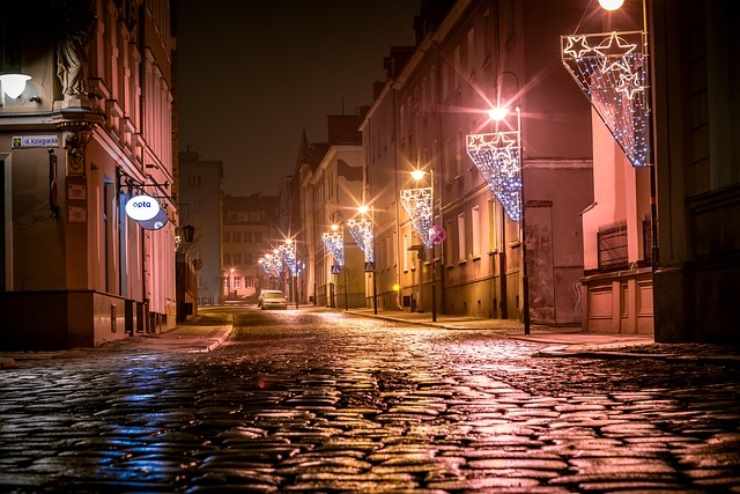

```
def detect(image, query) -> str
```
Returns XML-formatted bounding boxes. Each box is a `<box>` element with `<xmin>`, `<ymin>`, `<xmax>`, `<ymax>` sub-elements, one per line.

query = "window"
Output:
<box><xmin>454</xmin><ymin>45</ymin><xmax>461</xmax><ymax>89</ymax></box>
<box><xmin>455</xmin><ymin>132</ymin><xmax>463</xmax><ymax>176</ymax></box>
<box><xmin>223</xmin><ymin>231</ymin><xmax>230</xmax><ymax>243</ymax></box>
<box><xmin>254</xmin><ymin>232</ymin><xmax>262</xmax><ymax>243</ymax></box>
<box><xmin>488</xmin><ymin>199</ymin><xmax>497</xmax><ymax>251</ymax></box>
<box><xmin>233</xmin><ymin>231</ymin><xmax>241</xmax><ymax>243</ymax></box>
<box><xmin>446</xmin><ymin>220</ymin><xmax>454</xmax><ymax>265</ymax></box>
<box><xmin>403</xmin><ymin>233</ymin><xmax>409</xmax><ymax>271</ymax></box>
<box><xmin>472</xmin><ymin>206</ymin><xmax>481</xmax><ymax>257</ymax></box>
<box><xmin>467</xmin><ymin>28</ymin><xmax>475</xmax><ymax>73</ymax></box>
<box><xmin>233</xmin><ymin>253</ymin><xmax>242</xmax><ymax>265</ymax></box>
<box><xmin>234</xmin><ymin>276</ymin><xmax>241</xmax><ymax>289</ymax></box>
<box><xmin>598</xmin><ymin>223</ymin><xmax>628</xmax><ymax>270</ymax></box>
<box><xmin>188</xmin><ymin>175</ymin><xmax>201</xmax><ymax>186</ymax></box>
<box><xmin>224</xmin><ymin>253</ymin><xmax>231</xmax><ymax>265</ymax></box>
<box><xmin>457</xmin><ymin>212</ymin><xmax>466</xmax><ymax>261</ymax></box>
<box><xmin>245</xmin><ymin>253</ymin><xmax>252</xmax><ymax>264</ymax></box>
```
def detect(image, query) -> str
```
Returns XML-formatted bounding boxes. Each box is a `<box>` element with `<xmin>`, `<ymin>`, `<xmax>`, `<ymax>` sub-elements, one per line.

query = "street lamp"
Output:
<box><xmin>283</xmin><ymin>238</ymin><xmax>299</xmax><ymax>309</ymax></box>
<box><xmin>487</xmin><ymin>106</ymin><xmax>510</xmax><ymax>122</ymax></box>
<box><xmin>406</xmin><ymin>168</ymin><xmax>438</xmax><ymax>322</ymax></box>
<box><xmin>598</xmin><ymin>0</ymin><xmax>624</xmax><ymax>11</ymax></box>
<box><xmin>347</xmin><ymin>205</ymin><xmax>377</xmax><ymax>314</ymax></box>
<box><xmin>466</xmin><ymin>106</ymin><xmax>530</xmax><ymax>335</ymax></box>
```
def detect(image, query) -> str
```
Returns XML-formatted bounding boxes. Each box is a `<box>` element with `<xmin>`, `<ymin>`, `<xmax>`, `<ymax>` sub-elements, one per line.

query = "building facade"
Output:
<box><xmin>651</xmin><ymin>0</ymin><xmax>740</xmax><ymax>342</ymax></box>
<box><xmin>297</xmin><ymin>115</ymin><xmax>366</xmax><ymax>309</ymax></box>
<box><xmin>0</xmin><ymin>0</ymin><xmax>177</xmax><ymax>349</ymax></box>
<box><xmin>361</xmin><ymin>0</ymin><xmax>594</xmax><ymax>325</ymax></box>
<box><xmin>178</xmin><ymin>148</ymin><xmax>223</xmax><ymax>305</ymax></box>
<box><xmin>222</xmin><ymin>193</ymin><xmax>279</xmax><ymax>301</ymax></box>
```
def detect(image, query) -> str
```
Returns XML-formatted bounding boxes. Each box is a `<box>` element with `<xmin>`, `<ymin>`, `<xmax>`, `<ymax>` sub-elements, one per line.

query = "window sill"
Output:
<box><xmin>458</xmin><ymin>260</ymin><xmax>467</xmax><ymax>265</ymax></box>
<box><xmin>510</xmin><ymin>241</ymin><xmax>521</xmax><ymax>248</ymax></box>
<box><xmin>472</xmin><ymin>255</ymin><xmax>481</xmax><ymax>261</ymax></box>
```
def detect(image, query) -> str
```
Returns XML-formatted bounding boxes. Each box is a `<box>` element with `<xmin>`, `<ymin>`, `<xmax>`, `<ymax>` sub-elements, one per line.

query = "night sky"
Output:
<box><xmin>176</xmin><ymin>1</ymin><xmax>420</xmax><ymax>196</ymax></box>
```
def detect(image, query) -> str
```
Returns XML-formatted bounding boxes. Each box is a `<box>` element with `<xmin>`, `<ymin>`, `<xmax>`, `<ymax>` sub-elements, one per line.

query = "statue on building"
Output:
<box><xmin>54</xmin><ymin>0</ymin><xmax>96</xmax><ymax>103</ymax></box>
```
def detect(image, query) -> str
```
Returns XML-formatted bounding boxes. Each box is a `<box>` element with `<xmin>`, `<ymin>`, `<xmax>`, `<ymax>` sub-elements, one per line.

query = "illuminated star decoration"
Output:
<box><xmin>563</xmin><ymin>35</ymin><xmax>591</xmax><ymax>59</ymax></box>
<box><xmin>346</xmin><ymin>217</ymin><xmax>375</xmax><ymax>265</ymax></box>
<box><xmin>400</xmin><ymin>187</ymin><xmax>434</xmax><ymax>248</ymax></box>
<box><xmin>561</xmin><ymin>30</ymin><xmax>650</xmax><ymax>167</ymax></box>
<box><xmin>322</xmin><ymin>230</ymin><xmax>344</xmax><ymax>271</ymax></box>
<box><xmin>466</xmin><ymin>130</ymin><xmax>522</xmax><ymax>222</ymax></box>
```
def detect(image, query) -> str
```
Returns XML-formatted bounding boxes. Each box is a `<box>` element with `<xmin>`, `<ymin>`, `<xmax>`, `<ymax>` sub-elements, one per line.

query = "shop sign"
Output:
<box><xmin>138</xmin><ymin>208</ymin><xmax>169</xmax><ymax>231</ymax></box>
<box><xmin>125</xmin><ymin>194</ymin><xmax>160</xmax><ymax>221</ymax></box>
<box><xmin>12</xmin><ymin>135</ymin><xmax>59</xmax><ymax>148</ymax></box>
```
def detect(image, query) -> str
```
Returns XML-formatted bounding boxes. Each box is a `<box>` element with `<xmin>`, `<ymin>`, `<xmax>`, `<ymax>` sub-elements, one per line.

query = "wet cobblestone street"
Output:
<box><xmin>1</xmin><ymin>308</ymin><xmax>740</xmax><ymax>493</ymax></box>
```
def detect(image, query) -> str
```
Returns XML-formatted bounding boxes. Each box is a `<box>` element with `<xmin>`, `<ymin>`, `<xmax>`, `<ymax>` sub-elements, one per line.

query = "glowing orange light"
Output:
<box><xmin>598</xmin><ymin>0</ymin><xmax>624</xmax><ymax>10</ymax></box>
<box><xmin>410</xmin><ymin>169</ymin><xmax>426</xmax><ymax>182</ymax></box>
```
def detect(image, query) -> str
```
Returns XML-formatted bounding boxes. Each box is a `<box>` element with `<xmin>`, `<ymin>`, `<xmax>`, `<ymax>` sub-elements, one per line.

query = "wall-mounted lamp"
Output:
<box><xmin>0</xmin><ymin>73</ymin><xmax>31</xmax><ymax>99</ymax></box>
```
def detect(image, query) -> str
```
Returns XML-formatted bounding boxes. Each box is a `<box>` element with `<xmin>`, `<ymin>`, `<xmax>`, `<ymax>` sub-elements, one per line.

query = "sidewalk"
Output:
<box><xmin>0</xmin><ymin>315</ymin><xmax>235</xmax><ymax>369</ymax></box>
<box><xmin>346</xmin><ymin>307</ymin><xmax>651</xmax><ymax>349</ymax></box>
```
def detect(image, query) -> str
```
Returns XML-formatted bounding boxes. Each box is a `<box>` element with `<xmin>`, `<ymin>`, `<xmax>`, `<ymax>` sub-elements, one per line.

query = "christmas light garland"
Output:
<box><xmin>466</xmin><ymin>130</ymin><xmax>522</xmax><ymax>222</ymax></box>
<box><xmin>561</xmin><ymin>31</ymin><xmax>651</xmax><ymax>167</ymax></box>
<box><xmin>279</xmin><ymin>242</ymin><xmax>299</xmax><ymax>277</ymax></box>
<box><xmin>346</xmin><ymin>217</ymin><xmax>375</xmax><ymax>265</ymax></box>
<box><xmin>400</xmin><ymin>187</ymin><xmax>434</xmax><ymax>248</ymax></box>
<box><xmin>322</xmin><ymin>230</ymin><xmax>344</xmax><ymax>270</ymax></box>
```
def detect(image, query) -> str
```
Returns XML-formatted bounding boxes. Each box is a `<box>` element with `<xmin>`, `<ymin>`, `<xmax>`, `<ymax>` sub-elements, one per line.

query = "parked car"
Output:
<box><xmin>258</xmin><ymin>290</ymin><xmax>288</xmax><ymax>310</ymax></box>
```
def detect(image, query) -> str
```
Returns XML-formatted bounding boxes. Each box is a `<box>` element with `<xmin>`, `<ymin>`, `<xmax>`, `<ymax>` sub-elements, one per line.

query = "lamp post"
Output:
<box><xmin>599</xmin><ymin>0</ymin><xmax>659</xmax><ymax>286</ymax></box>
<box><xmin>283</xmin><ymin>238</ymin><xmax>299</xmax><ymax>310</ymax></box>
<box><xmin>409</xmin><ymin>169</ymin><xmax>438</xmax><ymax>322</ymax></box>
<box><xmin>349</xmin><ymin>205</ymin><xmax>378</xmax><ymax>314</ymax></box>
<box><xmin>468</xmin><ymin>105</ymin><xmax>530</xmax><ymax>335</ymax></box>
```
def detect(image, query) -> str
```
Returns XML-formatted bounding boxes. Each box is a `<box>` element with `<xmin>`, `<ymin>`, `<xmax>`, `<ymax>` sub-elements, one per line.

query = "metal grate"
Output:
<box><xmin>598</xmin><ymin>223</ymin><xmax>628</xmax><ymax>270</ymax></box>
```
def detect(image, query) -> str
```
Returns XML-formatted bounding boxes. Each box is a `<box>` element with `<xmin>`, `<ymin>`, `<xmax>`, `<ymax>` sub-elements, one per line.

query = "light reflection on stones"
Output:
<box><xmin>0</xmin><ymin>308</ymin><xmax>738</xmax><ymax>492</ymax></box>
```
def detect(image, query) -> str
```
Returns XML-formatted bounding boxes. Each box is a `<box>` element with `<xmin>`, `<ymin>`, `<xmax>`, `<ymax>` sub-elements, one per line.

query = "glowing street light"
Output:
<box><xmin>357</xmin><ymin>204</ymin><xmax>369</xmax><ymax>215</ymax></box>
<box><xmin>598</xmin><ymin>0</ymin><xmax>624</xmax><ymax>11</ymax></box>
<box><xmin>487</xmin><ymin>106</ymin><xmax>510</xmax><ymax>122</ymax></box>
<box><xmin>402</xmin><ymin>167</ymin><xmax>438</xmax><ymax>321</ymax></box>
<box><xmin>410</xmin><ymin>169</ymin><xmax>426</xmax><ymax>182</ymax></box>
<box><xmin>330</xmin><ymin>223</ymin><xmax>339</xmax><ymax>232</ymax></box>
<box><xmin>0</xmin><ymin>73</ymin><xmax>31</xmax><ymax>99</ymax></box>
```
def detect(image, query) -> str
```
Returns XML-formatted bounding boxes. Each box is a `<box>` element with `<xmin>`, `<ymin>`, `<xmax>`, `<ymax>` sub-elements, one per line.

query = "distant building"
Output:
<box><xmin>0</xmin><ymin>0</ymin><xmax>177</xmax><ymax>348</ymax></box>
<box><xmin>222</xmin><ymin>194</ymin><xmax>279</xmax><ymax>301</ymax></box>
<box><xmin>179</xmin><ymin>148</ymin><xmax>223</xmax><ymax>305</ymax></box>
<box><xmin>297</xmin><ymin>114</ymin><xmax>366</xmax><ymax>308</ymax></box>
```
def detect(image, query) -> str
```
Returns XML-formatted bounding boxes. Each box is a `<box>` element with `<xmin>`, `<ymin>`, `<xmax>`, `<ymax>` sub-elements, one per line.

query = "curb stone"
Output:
<box><xmin>204</xmin><ymin>325</ymin><xmax>235</xmax><ymax>352</ymax></box>
<box><xmin>0</xmin><ymin>357</ymin><xmax>17</xmax><ymax>369</ymax></box>
<box><xmin>535</xmin><ymin>346</ymin><xmax>740</xmax><ymax>365</ymax></box>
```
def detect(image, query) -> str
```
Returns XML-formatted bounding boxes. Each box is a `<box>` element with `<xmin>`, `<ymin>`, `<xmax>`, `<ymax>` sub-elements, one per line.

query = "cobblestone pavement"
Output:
<box><xmin>1</xmin><ymin>309</ymin><xmax>740</xmax><ymax>493</ymax></box>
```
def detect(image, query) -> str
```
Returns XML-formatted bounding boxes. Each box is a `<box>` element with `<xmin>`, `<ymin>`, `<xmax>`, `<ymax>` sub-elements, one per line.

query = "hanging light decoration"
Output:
<box><xmin>561</xmin><ymin>31</ymin><xmax>650</xmax><ymax>167</ymax></box>
<box><xmin>322</xmin><ymin>229</ymin><xmax>344</xmax><ymax>272</ymax></box>
<box><xmin>346</xmin><ymin>217</ymin><xmax>374</xmax><ymax>267</ymax></box>
<box><xmin>261</xmin><ymin>252</ymin><xmax>282</xmax><ymax>278</ymax></box>
<box><xmin>280</xmin><ymin>240</ymin><xmax>299</xmax><ymax>277</ymax></box>
<box><xmin>466</xmin><ymin>129</ymin><xmax>522</xmax><ymax>222</ymax></box>
<box><xmin>400</xmin><ymin>187</ymin><xmax>433</xmax><ymax>248</ymax></box>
